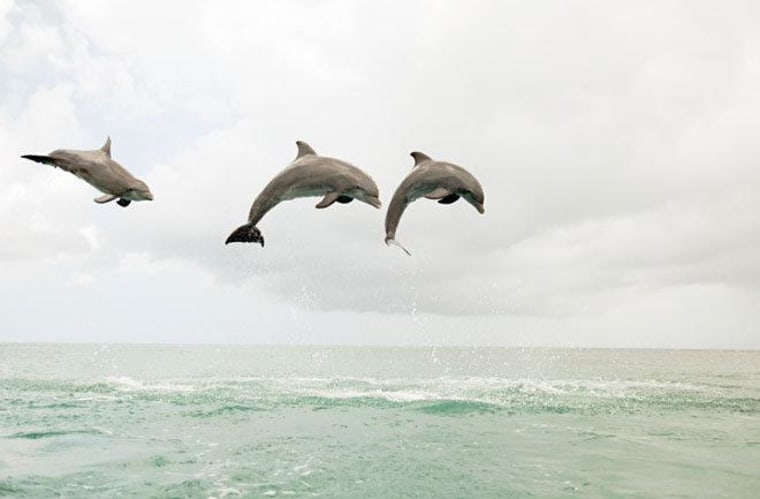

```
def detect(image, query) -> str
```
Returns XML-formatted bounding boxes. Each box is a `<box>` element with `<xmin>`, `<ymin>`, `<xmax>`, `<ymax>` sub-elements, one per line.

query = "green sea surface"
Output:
<box><xmin>1</xmin><ymin>344</ymin><xmax>759</xmax><ymax>497</ymax></box>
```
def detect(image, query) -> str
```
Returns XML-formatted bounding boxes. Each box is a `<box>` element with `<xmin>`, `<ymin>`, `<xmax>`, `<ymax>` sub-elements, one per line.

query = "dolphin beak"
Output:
<box><xmin>367</xmin><ymin>196</ymin><xmax>382</xmax><ymax>209</ymax></box>
<box><xmin>477</xmin><ymin>203</ymin><xmax>485</xmax><ymax>214</ymax></box>
<box><xmin>145</xmin><ymin>192</ymin><xmax>154</xmax><ymax>201</ymax></box>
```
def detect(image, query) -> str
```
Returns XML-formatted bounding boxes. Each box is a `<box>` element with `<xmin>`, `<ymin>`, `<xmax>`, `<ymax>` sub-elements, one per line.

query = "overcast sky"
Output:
<box><xmin>1</xmin><ymin>0</ymin><xmax>758</xmax><ymax>348</ymax></box>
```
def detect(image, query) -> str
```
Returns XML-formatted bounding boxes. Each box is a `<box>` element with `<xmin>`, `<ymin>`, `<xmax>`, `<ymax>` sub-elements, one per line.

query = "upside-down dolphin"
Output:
<box><xmin>385</xmin><ymin>151</ymin><xmax>485</xmax><ymax>255</ymax></box>
<box><xmin>225</xmin><ymin>141</ymin><xmax>382</xmax><ymax>246</ymax></box>
<box><xmin>21</xmin><ymin>137</ymin><xmax>153</xmax><ymax>207</ymax></box>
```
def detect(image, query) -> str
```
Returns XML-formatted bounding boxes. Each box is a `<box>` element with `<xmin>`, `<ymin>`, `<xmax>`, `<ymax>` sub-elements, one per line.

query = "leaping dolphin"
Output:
<box><xmin>21</xmin><ymin>137</ymin><xmax>153</xmax><ymax>207</ymax></box>
<box><xmin>225</xmin><ymin>140</ymin><xmax>382</xmax><ymax>247</ymax></box>
<box><xmin>385</xmin><ymin>151</ymin><xmax>485</xmax><ymax>255</ymax></box>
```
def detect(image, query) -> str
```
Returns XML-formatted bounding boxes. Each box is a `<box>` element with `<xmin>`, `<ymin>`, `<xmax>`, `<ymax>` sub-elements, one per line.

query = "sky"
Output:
<box><xmin>1</xmin><ymin>0</ymin><xmax>759</xmax><ymax>348</ymax></box>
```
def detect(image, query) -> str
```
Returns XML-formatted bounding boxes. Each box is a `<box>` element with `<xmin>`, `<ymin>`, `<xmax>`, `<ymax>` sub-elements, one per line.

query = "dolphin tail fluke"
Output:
<box><xmin>225</xmin><ymin>223</ymin><xmax>265</xmax><ymax>247</ymax></box>
<box><xmin>385</xmin><ymin>237</ymin><xmax>411</xmax><ymax>256</ymax></box>
<box><xmin>21</xmin><ymin>154</ymin><xmax>57</xmax><ymax>166</ymax></box>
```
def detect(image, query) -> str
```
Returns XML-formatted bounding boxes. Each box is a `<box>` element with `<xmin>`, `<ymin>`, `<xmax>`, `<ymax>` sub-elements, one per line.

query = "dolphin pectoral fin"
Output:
<box><xmin>117</xmin><ymin>198</ymin><xmax>131</xmax><ymax>207</ymax></box>
<box><xmin>438</xmin><ymin>194</ymin><xmax>460</xmax><ymax>205</ymax></box>
<box><xmin>336</xmin><ymin>195</ymin><xmax>353</xmax><ymax>204</ymax></box>
<box><xmin>424</xmin><ymin>187</ymin><xmax>453</xmax><ymax>200</ymax></box>
<box><xmin>94</xmin><ymin>194</ymin><xmax>118</xmax><ymax>204</ymax></box>
<box><xmin>385</xmin><ymin>237</ymin><xmax>412</xmax><ymax>256</ymax></box>
<box><xmin>315</xmin><ymin>192</ymin><xmax>341</xmax><ymax>209</ymax></box>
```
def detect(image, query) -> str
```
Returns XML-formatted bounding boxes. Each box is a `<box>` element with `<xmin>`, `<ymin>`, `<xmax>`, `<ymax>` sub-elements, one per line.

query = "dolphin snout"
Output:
<box><xmin>367</xmin><ymin>196</ymin><xmax>382</xmax><ymax>209</ymax></box>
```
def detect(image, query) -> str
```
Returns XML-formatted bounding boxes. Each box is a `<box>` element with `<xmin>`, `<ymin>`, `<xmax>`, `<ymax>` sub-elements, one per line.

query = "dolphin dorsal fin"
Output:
<box><xmin>410</xmin><ymin>151</ymin><xmax>431</xmax><ymax>167</ymax></box>
<box><xmin>295</xmin><ymin>141</ymin><xmax>317</xmax><ymax>159</ymax></box>
<box><xmin>101</xmin><ymin>136</ymin><xmax>112</xmax><ymax>157</ymax></box>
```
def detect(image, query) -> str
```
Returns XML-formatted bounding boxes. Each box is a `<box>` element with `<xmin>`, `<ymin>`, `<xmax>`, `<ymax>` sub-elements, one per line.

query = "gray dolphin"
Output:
<box><xmin>21</xmin><ymin>137</ymin><xmax>153</xmax><ymax>207</ymax></box>
<box><xmin>225</xmin><ymin>140</ymin><xmax>382</xmax><ymax>246</ymax></box>
<box><xmin>385</xmin><ymin>151</ymin><xmax>485</xmax><ymax>255</ymax></box>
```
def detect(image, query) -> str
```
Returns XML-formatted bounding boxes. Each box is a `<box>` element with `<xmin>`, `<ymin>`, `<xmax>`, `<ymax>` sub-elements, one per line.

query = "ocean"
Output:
<box><xmin>0</xmin><ymin>344</ymin><xmax>758</xmax><ymax>498</ymax></box>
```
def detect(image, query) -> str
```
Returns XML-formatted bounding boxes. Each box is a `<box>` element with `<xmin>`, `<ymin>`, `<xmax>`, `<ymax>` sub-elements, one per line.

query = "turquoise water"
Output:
<box><xmin>1</xmin><ymin>345</ymin><xmax>759</xmax><ymax>498</ymax></box>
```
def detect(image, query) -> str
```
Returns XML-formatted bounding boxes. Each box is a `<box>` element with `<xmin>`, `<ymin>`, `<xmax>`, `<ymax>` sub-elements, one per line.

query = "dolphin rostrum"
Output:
<box><xmin>225</xmin><ymin>140</ymin><xmax>382</xmax><ymax>246</ymax></box>
<box><xmin>21</xmin><ymin>137</ymin><xmax>153</xmax><ymax>207</ymax></box>
<box><xmin>385</xmin><ymin>151</ymin><xmax>485</xmax><ymax>255</ymax></box>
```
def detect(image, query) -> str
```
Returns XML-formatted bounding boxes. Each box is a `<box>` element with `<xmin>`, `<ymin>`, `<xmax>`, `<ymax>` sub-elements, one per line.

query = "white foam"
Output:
<box><xmin>105</xmin><ymin>376</ymin><xmax>197</xmax><ymax>393</ymax></box>
<box><xmin>101</xmin><ymin>374</ymin><xmax>709</xmax><ymax>408</ymax></box>
<box><xmin>306</xmin><ymin>388</ymin><xmax>440</xmax><ymax>403</ymax></box>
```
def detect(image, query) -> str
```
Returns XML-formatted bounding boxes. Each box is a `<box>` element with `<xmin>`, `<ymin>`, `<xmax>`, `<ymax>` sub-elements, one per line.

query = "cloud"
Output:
<box><xmin>1</xmin><ymin>1</ymin><xmax>759</xmax><ymax>346</ymax></box>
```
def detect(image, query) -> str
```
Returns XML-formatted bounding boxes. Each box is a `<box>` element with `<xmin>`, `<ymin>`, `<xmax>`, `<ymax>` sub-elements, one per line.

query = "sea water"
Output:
<box><xmin>0</xmin><ymin>344</ymin><xmax>758</xmax><ymax>498</ymax></box>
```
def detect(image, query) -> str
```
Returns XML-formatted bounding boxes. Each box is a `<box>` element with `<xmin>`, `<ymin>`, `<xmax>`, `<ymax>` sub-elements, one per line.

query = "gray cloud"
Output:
<box><xmin>1</xmin><ymin>1</ymin><xmax>759</xmax><ymax>347</ymax></box>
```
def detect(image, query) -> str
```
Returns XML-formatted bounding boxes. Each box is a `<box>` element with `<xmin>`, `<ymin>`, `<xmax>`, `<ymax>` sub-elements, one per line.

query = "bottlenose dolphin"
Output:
<box><xmin>21</xmin><ymin>137</ymin><xmax>153</xmax><ymax>207</ymax></box>
<box><xmin>385</xmin><ymin>151</ymin><xmax>485</xmax><ymax>255</ymax></box>
<box><xmin>225</xmin><ymin>141</ymin><xmax>382</xmax><ymax>246</ymax></box>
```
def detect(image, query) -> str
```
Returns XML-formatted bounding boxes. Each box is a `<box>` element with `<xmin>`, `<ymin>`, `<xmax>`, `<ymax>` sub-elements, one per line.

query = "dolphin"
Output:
<box><xmin>225</xmin><ymin>140</ymin><xmax>382</xmax><ymax>246</ymax></box>
<box><xmin>21</xmin><ymin>137</ymin><xmax>153</xmax><ymax>207</ymax></box>
<box><xmin>385</xmin><ymin>151</ymin><xmax>485</xmax><ymax>255</ymax></box>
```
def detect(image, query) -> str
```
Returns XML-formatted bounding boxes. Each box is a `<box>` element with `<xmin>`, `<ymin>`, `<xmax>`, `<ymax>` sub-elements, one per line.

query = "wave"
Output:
<box><xmin>105</xmin><ymin>376</ymin><xmax>199</xmax><ymax>393</ymax></box>
<box><xmin>6</xmin><ymin>429</ymin><xmax>107</xmax><ymax>440</ymax></box>
<box><xmin>2</xmin><ymin>375</ymin><xmax>758</xmax><ymax>416</ymax></box>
